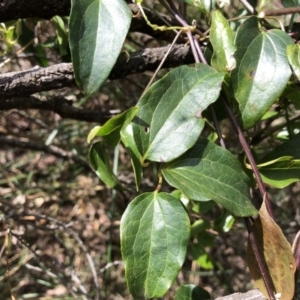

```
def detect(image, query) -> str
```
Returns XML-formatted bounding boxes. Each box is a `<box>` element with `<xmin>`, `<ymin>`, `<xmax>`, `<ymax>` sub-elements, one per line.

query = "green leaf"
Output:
<box><xmin>260</xmin><ymin>136</ymin><xmax>300</xmax><ymax>161</ymax></box>
<box><xmin>210</xmin><ymin>10</ymin><xmax>236</xmax><ymax>72</ymax></box>
<box><xmin>69</xmin><ymin>0</ymin><xmax>131</xmax><ymax>95</ymax></box>
<box><xmin>190</xmin><ymin>244</ymin><xmax>214</xmax><ymax>269</ymax></box>
<box><xmin>132</xmin><ymin>64</ymin><xmax>225</xmax><ymax>164</ymax></box>
<box><xmin>120</xmin><ymin>123</ymin><xmax>143</xmax><ymax>191</ymax></box>
<box><xmin>191</xmin><ymin>219</ymin><xmax>211</xmax><ymax>236</ymax></box>
<box><xmin>174</xmin><ymin>284</ymin><xmax>211</xmax><ymax>300</ymax></box>
<box><xmin>162</xmin><ymin>138</ymin><xmax>257</xmax><ymax>217</ymax></box>
<box><xmin>283</xmin><ymin>86</ymin><xmax>300</xmax><ymax>110</ymax></box>
<box><xmin>52</xmin><ymin>16</ymin><xmax>69</xmax><ymax>57</ymax></box>
<box><xmin>120</xmin><ymin>192</ymin><xmax>190</xmax><ymax>298</ymax></box>
<box><xmin>89</xmin><ymin>142</ymin><xmax>124</xmax><ymax>190</ymax></box>
<box><xmin>257</xmin><ymin>136</ymin><xmax>300</xmax><ymax>188</ymax></box>
<box><xmin>231</xmin><ymin>17</ymin><xmax>293</xmax><ymax>129</ymax></box>
<box><xmin>87</xmin><ymin>107</ymin><xmax>138</xmax><ymax>147</ymax></box>
<box><xmin>287</xmin><ymin>44</ymin><xmax>300</xmax><ymax>81</ymax></box>
<box><xmin>214</xmin><ymin>210</ymin><xmax>235</xmax><ymax>232</ymax></box>
<box><xmin>282</xmin><ymin>0</ymin><xmax>298</xmax><ymax>7</ymax></box>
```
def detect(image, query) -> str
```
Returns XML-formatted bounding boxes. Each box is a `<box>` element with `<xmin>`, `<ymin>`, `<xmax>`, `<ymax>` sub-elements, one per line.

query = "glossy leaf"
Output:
<box><xmin>231</xmin><ymin>17</ymin><xmax>293</xmax><ymax>129</ymax></box>
<box><xmin>162</xmin><ymin>138</ymin><xmax>257</xmax><ymax>217</ymax></box>
<box><xmin>89</xmin><ymin>142</ymin><xmax>124</xmax><ymax>190</ymax></box>
<box><xmin>87</xmin><ymin>107</ymin><xmax>138</xmax><ymax>147</ymax></box>
<box><xmin>287</xmin><ymin>44</ymin><xmax>300</xmax><ymax>81</ymax></box>
<box><xmin>174</xmin><ymin>284</ymin><xmax>211</xmax><ymax>300</ymax></box>
<box><xmin>257</xmin><ymin>136</ymin><xmax>300</xmax><ymax>188</ymax></box>
<box><xmin>69</xmin><ymin>0</ymin><xmax>131</xmax><ymax>95</ymax></box>
<box><xmin>120</xmin><ymin>123</ymin><xmax>143</xmax><ymax>191</ymax></box>
<box><xmin>210</xmin><ymin>10</ymin><xmax>236</xmax><ymax>72</ymax></box>
<box><xmin>247</xmin><ymin>200</ymin><xmax>296</xmax><ymax>300</ymax></box>
<box><xmin>120</xmin><ymin>192</ymin><xmax>190</xmax><ymax>298</ymax></box>
<box><xmin>132</xmin><ymin>64</ymin><xmax>225</xmax><ymax>163</ymax></box>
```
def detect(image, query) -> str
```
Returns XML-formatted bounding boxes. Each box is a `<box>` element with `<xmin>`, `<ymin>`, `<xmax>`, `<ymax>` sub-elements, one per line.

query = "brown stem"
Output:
<box><xmin>222</xmin><ymin>99</ymin><xmax>274</xmax><ymax>220</ymax></box>
<box><xmin>245</xmin><ymin>218</ymin><xmax>276</xmax><ymax>300</ymax></box>
<box><xmin>190</xmin><ymin>23</ymin><xmax>276</xmax><ymax>300</ymax></box>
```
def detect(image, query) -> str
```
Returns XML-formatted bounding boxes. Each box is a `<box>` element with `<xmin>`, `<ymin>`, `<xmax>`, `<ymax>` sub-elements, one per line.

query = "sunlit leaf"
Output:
<box><xmin>231</xmin><ymin>17</ymin><xmax>293</xmax><ymax>129</ymax></box>
<box><xmin>287</xmin><ymin>44</ymin><xmax>300</xmax><ymax>81</ymax></box>
<box><xmin>162</xmin><ymin>138</ymin><xmax>257</xmax><ymax>217</ymax></box>
<box><xmin>120</xmin><ymin>123</ymin><xmax>143</xmax><ymax>191</ymax></box>
<box><xmin>69</xmin><ymin>0</ymin><xmax>131</xmax><ymax>95</ymax></box>
<box><xmin>174</xmin><ymin>284</ymin><xmax>211</xmax><ymax>300</ymax></box>
<box><xmin>210</xmin><ymin>10</ymin><xmax>236</xmax><ymax>72</ymax></box>
<box><xmin>190</xmin><ymin>243</ymin><xmax>214</xmax><ymax>269</ymax></box>
<box><xmin>214</xmin><ymin>210</ymin><xmax>235</xmax><ymax>233</ymax></box>
<box><xmin>87</xmin><ymin>107</ymin><xmax>138</xmax><ymax>146</ymax></box>
<box><xmin>121</xmin><ymin>192</ymin><xmax>190</xmax><ymax>298</ymax></box>
<box><xmin>52</xmin><ymin>16</ymin><xmax>69</xmax><ymax>57</ymax></box>
<box><xmin>247</xmin><ymin>200</ymin><xmax>296</xmax><ymax>300</ymax></box>
<box><xmin>89</xmin><ymin>142</ymin><xmax>124</xmax><ymax>190</ymax></box>
<box><xmin>132</xmin><ymin>64</ymin><xmax>225</xmax><ymax>164</ymax></box>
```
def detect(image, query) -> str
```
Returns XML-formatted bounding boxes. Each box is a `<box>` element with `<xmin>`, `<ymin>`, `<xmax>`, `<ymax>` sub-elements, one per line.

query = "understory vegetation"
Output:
<box><xmin>0</xmin><ymin>0</ymin><xmax>300</xmax><ymax>299</ymax></box>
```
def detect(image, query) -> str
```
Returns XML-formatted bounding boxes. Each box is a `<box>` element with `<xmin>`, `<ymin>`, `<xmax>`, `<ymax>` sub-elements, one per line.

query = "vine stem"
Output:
<box><xmin>222</xmin><ymin>99</ymin><xmax>274</xmax><ymax>220</ymax></box>
<box><xmin>245</xmin><ymin>218</ymin><xmax>276</xmax><ymax>300</ymax></box>
<box><xmin>161</xmin><ymin>4</ymin><xmax>276</xmax><ymax>297</ymax></box>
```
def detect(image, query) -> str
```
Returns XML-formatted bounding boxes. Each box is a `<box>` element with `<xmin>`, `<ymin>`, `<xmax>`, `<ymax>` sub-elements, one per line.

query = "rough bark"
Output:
<box><xmin>0</xmin><ymin>96</ymin><xmax>112</xmax><ymax>123</ymax></box>
<box><xmin>0</xmin><ymin>44</ymin><xmax>194</xmax><ymax>99</ymax></box>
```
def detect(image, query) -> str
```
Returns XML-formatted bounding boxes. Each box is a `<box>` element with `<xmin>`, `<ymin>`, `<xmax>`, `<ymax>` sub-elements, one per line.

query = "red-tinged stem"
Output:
<box><xmin>222</xmin><ymin>99</ymin><xmax>274</xmax><ymax>220</ymax></box>
<box><xmin>189</xmin><ymin>21</ymin><xmax>276</xmax><ymax>300</ymax></box>
<box><xmin>245</xmin><ymin>218</ymin><xmax>276</xmax><ymax>300</ymax></box>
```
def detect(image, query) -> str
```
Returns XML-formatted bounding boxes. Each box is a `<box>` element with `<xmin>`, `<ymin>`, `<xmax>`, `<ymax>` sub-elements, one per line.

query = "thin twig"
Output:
<box><xmin>0</xmin><ymin>135</ymin><xmax>91</xmax><ymax>170</ymax></box>
<box><xmin>240</xmin><ymin>0</ymin><xmax>255</xmax><ymax>14</ymax></box>
<box><xmin>222</xmin><ymin>99</ymin><xmax>274</xmax><ymax>220</ymax></box>
<box><xmin>28</xmin><ymin>213</ymin><xmax>101</xmax><ymax>300</ymax></box>
<box><xmin>141</xmin><ymin>29</ymin><xmax>183</xmax><ymax>97</ymax></box>
<box><xmin>170</xmin><ymin>6</ymin><xmax>276</xmax><ymax>298</ymax></box>
<box><xmin>262</xmin><ymin>7</ymin><xmax>300</xmax><ymax>17</ymax></box>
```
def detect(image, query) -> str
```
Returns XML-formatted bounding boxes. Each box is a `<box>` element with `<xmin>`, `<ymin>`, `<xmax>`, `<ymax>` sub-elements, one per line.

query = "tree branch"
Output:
<box><xmin>0</xmin><ymin>135</ymin><xmax>91</xmax><ymax>169</ymax></box>
<box><xmin>0</xmin><ymin>44</ymin><xmax>194</xmax><ymax>99</ymax></box>
<box><xmin>0</xmin><ymin>96</ymin><xmax>113</xmax><ymax>123</ymax></box>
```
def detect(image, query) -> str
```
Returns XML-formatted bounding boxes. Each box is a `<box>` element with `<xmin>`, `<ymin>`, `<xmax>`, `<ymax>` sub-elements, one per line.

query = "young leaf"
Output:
<box><xmin>120</xmin><ymin>123</ymin><xmax>143</xmax><ymax>191</ymax></box>
<box><xmin>132</xmin><ymin>64</ymin><xmax>225</xmax><ymax>164</ymax></box>
<box><xmin>162</xmin><ymin>138</ymin><xmax>257</xmax><ymax>217</ymax></box>
<box><xmin>120</xmin><ymin>192</ymin><xmax>190</xmax><ymax>298</ymax></box>
<box><xmin>89</xmin><ymin>142</ymin><xmax>124</xmax><ymax>190</ymax></box>
<box><xmin>69</xmin><ymin>0</ymin><xmax>132</xmax><ymax>95</ymax></box>
<box><xmin>210</xmin><ymin>10</ymin><xmax>236</xmax><ymax>72</ymax></box>
<box><xmin>286</xmin><ymin>44</ymin><xmax>300</xmax><ymax>81</ymax></box>
<box><xmin>174</xmin><ymin>284</ymin><xmax>211</xmax><ymax>300</ymax></box>
<box><xmin>87</xmin><ymin>107</ymin><xmax>138</xmax><ymax>147</ymax></box>
<box><xmin>257</xmin><ymin>136</ymin><xmax>300</xmax><ymax>188</ymax></box>
<box><xmin>231</xmin><ymin>17</ymin><xmax>293</xmax><ymax>129</ymax></box>
<box><xmin>247</xmin><ymin>200</ymin><xmax>296</xmax><ymax>300</ymax></box>
<box><xmin>52</xmin><ymin>16</ymin><xmax>69</xmax><ymax>57</ymax></box>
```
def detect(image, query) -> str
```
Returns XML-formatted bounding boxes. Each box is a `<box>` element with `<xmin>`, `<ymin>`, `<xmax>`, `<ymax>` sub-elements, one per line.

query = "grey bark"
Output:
<box><xmin>0</xmin><ymin>44</ymin><xmax>194</xmax><ymax>99</ymax></box>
